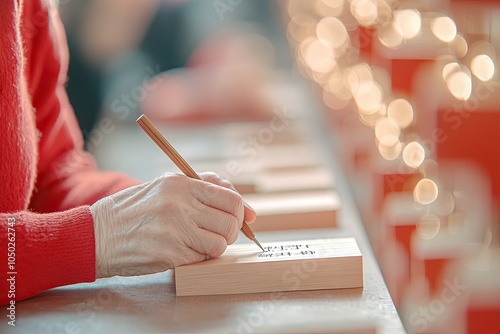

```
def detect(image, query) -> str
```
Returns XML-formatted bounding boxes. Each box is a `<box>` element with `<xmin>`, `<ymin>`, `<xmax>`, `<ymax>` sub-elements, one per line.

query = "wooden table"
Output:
<box><xmin>1</xmin><ymin>82</ymin><xmax>406</xmax><ymax>334</ymax></box>
<box><xmin>6</xmin><ymin>230</ymin><xmax>403</xmax><ymax>334</ymax></box>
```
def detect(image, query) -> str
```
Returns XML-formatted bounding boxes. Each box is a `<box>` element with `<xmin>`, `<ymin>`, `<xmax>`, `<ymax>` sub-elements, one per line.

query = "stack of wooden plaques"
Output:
<box><xmin>191</xmin><ymin>137</ymin><xmax>342</xmax><ymax>231</ymax></box>
<box><xmin>254</xmin><ymin>166</ymin><xmax>334</xmax><ymax>193</ymax></box>
<box><xmin>191</xmin><ymin>162</ymin><xmax>334</xmax><ymax>195</ymax></box>
<box><xmin>244</xmin><ymin>190</ymin><xmax>340</xmax><ymax>231</ymax></box>
<box><xmin>175</xmin><ymin>238</ymin><xmax>362</xmax><ymax>296</ymax></box>
<box><xmin>244</xmin><ymin>143</ymin><xmax>340</xmax><ymax>231</ymax></box>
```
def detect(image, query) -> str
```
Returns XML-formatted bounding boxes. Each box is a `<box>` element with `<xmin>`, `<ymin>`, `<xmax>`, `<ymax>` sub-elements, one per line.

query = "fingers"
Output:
<box><xmin>136</xmin><ymin>174</ymin><xmax>254</xmax><ymax>270</ymax></box>
<box><xmin>243</xmin><ymin>201</ymin><xmax>257</xmax><ymax>224</ymax></box>
<box><xmin>185</xmin><ymin>228</ymin><xmax>228</xmax><ymax>258</ymax></box>
<box><xmin>167</xmin><ymin>244</ymin><xmax>207</xmax><ymax>268</ymax></box>
<box><xmin>199</xmin><ymin>172</ymin><xmax>236</xmax><ymax>191</ymax></box>
<box><xmin>193</xmin><ymin>204</ymin><xmax>241</xmax><ymax>244</ymax></box>
<box><xmin>200</xmin><ymin>172</ymin><xmax>256</xmax><ymax>224</ymax></box>
<box><xmin>190</xmin><ymin>177</ymin><xmax>244</xmax><ymax>224</ymax></box>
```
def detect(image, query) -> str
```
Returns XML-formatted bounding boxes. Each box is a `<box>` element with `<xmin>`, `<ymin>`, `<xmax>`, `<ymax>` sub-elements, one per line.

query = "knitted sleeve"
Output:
<box><xmin>26</xmin><ymin>1</ymin><xmax>138</xmax><ymax>213</ymax></box>
<box><xmin>0</xmin><ymin>0</ymin><xmax>138</xmax><ymax>305</ymax></box>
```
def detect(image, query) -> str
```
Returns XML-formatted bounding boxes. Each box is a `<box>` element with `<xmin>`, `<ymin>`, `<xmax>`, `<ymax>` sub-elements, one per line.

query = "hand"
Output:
<box><xmin>90</xmin><ymin>172</ymin><xmax>256</xmax><ymax>278</ymax></box>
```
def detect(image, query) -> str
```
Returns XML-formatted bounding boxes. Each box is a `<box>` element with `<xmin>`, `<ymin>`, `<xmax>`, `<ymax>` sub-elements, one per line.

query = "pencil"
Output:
<box><xmin>136</xmin><ymin>114</ymin><xmax>265</xmax><ymax>252</ymax></box>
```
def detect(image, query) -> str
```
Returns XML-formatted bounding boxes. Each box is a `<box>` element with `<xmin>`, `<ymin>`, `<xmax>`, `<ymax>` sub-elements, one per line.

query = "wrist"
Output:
<box><xmin>90</xmin><ymin>198</ymin><xmax>111</xmax><ymax>278</ymax></box>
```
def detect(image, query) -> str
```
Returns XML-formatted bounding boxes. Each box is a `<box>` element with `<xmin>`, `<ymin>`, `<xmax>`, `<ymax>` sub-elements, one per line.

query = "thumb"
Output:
<box><xmin>243</xmin><ymin>200</ymin><xmax>257</xmax><ymax>224</ymax></box>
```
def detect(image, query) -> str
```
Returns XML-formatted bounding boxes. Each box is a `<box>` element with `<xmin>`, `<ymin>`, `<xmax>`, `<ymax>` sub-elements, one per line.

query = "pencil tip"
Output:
<box><xmin>254</xmin><ymin>239</ymin><xmax>265</xmax><ymax>252</ymax></box>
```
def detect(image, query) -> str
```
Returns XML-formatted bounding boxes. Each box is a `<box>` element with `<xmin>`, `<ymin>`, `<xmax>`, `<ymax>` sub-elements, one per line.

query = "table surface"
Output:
<box><xmin>2</xmin><ymin>81</ymin><xmax>406</xmax><ymax>334</ymax></box>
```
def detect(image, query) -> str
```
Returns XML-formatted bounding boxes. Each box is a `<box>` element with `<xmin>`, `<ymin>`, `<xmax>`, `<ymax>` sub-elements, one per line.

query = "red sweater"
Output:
<box><xmin>1</xmin><ymin>0</ymin><xmax>137</xmax><ymax>304</ymax></box>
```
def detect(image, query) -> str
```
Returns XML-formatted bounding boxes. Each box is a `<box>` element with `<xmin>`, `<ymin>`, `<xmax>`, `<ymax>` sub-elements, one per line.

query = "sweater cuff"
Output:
<box><xmin>19</xmin><ymin>206</ymin><xmax>96</xmax><ymax>299</ymax></box>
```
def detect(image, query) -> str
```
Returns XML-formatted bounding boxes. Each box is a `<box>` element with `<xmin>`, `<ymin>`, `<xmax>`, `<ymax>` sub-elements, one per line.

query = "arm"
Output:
<box><xmin>26</xmin><ymin>0</ymin><xmax>137</xmax><ymax>212</ymax></box>
<box><xmin>0</xmin><ymin>0</ymin><xmax>135</xmax><ymax>305</ymax></box>
<box><xmin>0</xmin><ymin>209</ymin><xmax>95</xmax><ymax>304</ymax></box>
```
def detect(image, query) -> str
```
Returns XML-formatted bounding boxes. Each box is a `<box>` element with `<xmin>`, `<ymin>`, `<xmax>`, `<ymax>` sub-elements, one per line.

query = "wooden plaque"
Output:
<box><xmin>255</xmin><ymin>166</ymin><xmax>335</xmax><ymax>193</ymax></box>
<box><xmin>175</xmin><ymin>238</ymin><xmax>362</xmax><ymax>296</ymax></box>
<box><xmin>243</xmin><ymin>190</ymin><xmax>340</xmax><ymax>231</ymax></box>
<box><xmin>254</xmin><ymin>144</ymin><xmax>323</xmax><ymax>172</ymax></box>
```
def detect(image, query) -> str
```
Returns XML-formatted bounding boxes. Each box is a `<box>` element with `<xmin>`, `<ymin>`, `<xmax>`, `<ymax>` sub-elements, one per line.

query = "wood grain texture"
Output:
<box><xmin>243</xmin><ymin>190</ymin><xmax>340</xmax><ymax>231</ymax></box>
<box><xmin>175</xmin><ymin>238</ymin><xmax>362</xmax><ymax>296</ymax></box>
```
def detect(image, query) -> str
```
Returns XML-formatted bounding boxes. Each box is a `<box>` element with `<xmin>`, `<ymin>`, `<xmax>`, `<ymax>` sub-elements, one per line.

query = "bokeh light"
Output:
<box><xmin>446</xmin><ymin>68</ymin><xmax>472</xmax><ymax>101</ymax></box>
<box><xmin>378</xmin><ymin>140</ymin><xmax>402</xmax><ymax>161</ymax></box>
<box><xmin>442</xmin><ymin>62</ymin><xmax>461</xmax><ymax>81</ymax></box>
<box><xmin>325</xmin><ymin>69</ymin><xmax>347</xmax><ymax>93</ymax></box>
<box><xmin>402</xmin><ymin>141</ymin><xmax>425</xmax><ymax>168</ymax></box>
<box><xmin>387</xmin><ymin>98</ymin><xmax>414</xmax><ymax>128</ymax></box>
<box><xmin>345</xmin><ymin>63</ymin><xmax>373</xmax><ymax>92</ymax></box>
<box><xmin>449</xmin><ymin>34</ymin><xmax>468</xmax><ymax>58</ymax></box>
<box><xmin>301</xmin><ymin>38</ymin><xmax>336</xmax><ymax>73</ymax></box>
<box><xmin>316</xmin><ymin>17</ymin><xmax>350</xmax><ymax>55</ymax></box>
<box><xmin>471</xmin><ymin>54</ymin><xmax>495</xmax><ymax>81</ymax></box>
<box><xmin>358</xmin><ymin>104</ymin><xmax>386</xmax><ymax>127</ymax></box>
<box><xmin>394</xmin><ymin>9</ymin><xmax>421</xmax><ymax>39</ymax></box>
<box><xmin>378</xmin><ymin>22</ymin><xmax>404</xmax><ymax>49</ymax></box>
<box><xmin>375</xmin><ymin>117</ymin><xmax>400</xmax><ymax>146</ymax></box>
<box><xmin>350</xmin><ymin>0</ymin><xmax>378</xmax><ymax>27</ymax></box>
<box><xmin>354</xmin><ymin>81</ymin><xmax>383</xmax><ymax>114</ymax></box>
<box><xmin>431</xmin><ymin>16</ymin><xmax>457</xmax><ymax>43</ymax></box>
<box><xmin>414</xmin><ymin>178</ymin><xmax>439</xmax><ymax>205</ymax></box>
<box><xmin>314</xmin><ymin>0</ymin><xmax>345</xmax><ymax>18</ymax></box>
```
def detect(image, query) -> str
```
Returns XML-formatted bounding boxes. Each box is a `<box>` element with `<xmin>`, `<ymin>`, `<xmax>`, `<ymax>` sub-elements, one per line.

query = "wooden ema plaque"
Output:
<box><xmin>254</xmin><ymin>166</ymin><xmax>334</xmax><ymax>193</ymax></box>
<box><xmin>243</xmin><ymin>190</ymin><xmax>340</xmax><ymax>232</ymax></box>
<box><xmin>174</xmin><ymin>238</ymin><xmax>363</xmax><ymax>296</ymax></box>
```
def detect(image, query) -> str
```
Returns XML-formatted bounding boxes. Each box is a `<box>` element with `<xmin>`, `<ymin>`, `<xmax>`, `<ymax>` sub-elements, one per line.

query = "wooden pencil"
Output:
<box><xmin>136</xmin><ymin>114</ymin><xmax>264</xmax><ymax>251</ymax></box>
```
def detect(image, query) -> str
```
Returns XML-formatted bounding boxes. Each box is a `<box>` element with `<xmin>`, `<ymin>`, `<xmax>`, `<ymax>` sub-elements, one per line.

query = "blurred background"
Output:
<box><xmin>59</xmin><ymin>0</ymin><xmax>291</xmax><ymax>136</ymax></box>
<box><xmin>59</xmin><ymin>0</ymin><xmax>500</xmax><ymax>333</ymax></box>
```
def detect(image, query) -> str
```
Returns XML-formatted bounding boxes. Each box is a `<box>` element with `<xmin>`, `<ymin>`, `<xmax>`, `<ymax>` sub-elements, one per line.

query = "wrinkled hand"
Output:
<box><xmin>90</xmin><ymin>172</ymin><xmax>256</xmax><ymax>278</ymax></box>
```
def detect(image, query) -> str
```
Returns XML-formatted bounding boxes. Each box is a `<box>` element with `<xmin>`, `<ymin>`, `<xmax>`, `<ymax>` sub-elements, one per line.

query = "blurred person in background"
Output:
<box><xmin>59</xmin><ymin>0</ymin><xmax>289</xmax><ymax>145</ymax></box>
